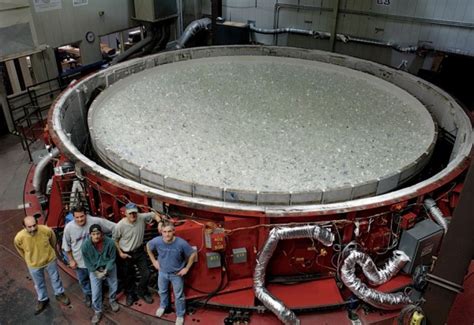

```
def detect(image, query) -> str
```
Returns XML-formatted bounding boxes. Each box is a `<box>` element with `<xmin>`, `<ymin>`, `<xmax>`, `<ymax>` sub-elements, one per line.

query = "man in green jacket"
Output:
<box><xmin>82</xmin><ymin>224</ymin><xmax>119</xmax><ymax>324</ymax></box>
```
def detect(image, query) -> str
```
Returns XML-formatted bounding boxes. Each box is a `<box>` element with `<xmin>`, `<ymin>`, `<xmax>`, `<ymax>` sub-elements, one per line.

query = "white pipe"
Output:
<box><xmin>33</xmin><ymin>147</ymin><xmax>60</xmax><ymax>197</ymax></box>
<box><xmin>424</xmin><ymin>198</ymin><xmax>449</xmax><ymax>233</ymax></box>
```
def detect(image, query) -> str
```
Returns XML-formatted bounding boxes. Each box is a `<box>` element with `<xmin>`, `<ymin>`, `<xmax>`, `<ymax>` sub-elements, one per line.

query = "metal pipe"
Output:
<box><xmin>175</xmin><ymin>18</ymin><xmax>212</xmax><ymax>49</ymax></box>
<box><xmin>272</xmin><ymin>3</ymin><xmax>418</xmax><ymax>52</ymax></box>
<box><xmin>340</xmin><ymin>249</ymin><xmax>412</xmax><ymax>310</ymax></box>
<box><xmin>329</xmin><ymin>0</ymin><xmax>341</xmax><ymax>52</ymax></box>
<box><xmin>211</xmin><ymin>0</ymin><xmax>222</xmax><ymax>44</ymax></box>
<box><xmin>273</xmin><ymin>3</ymin><xmax>474</xmax><ymax>32</ymax></box>
<box><xmin>254</xmin><ymin>225</ymin><xmax>334</xmax><ymax>325</ymax></box>
<box><xmin>424</xmin><ymin>198</ymin><xmax>449</xmax><ymax>233</ymax></box>
<box><xmin>250</xmin><ymin>23</ymin><xmax>349</xmax><ymax>42</ymax></box>
<box><xmin>250</xmin><ymin>24</ymin><xmax>317</xmax><ymax>36</ymax></box>
<box><xmin>33</xmin><ymin>147</ymin><xmax>60</xmax><ymax>199</ymax></box>
<box><xmin>111</xmin><ymin>34</ymin><xmax>154</xmax><ymax>65</ymax></box>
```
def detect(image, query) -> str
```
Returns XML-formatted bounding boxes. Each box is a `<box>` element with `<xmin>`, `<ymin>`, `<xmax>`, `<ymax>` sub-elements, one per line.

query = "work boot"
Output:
<box><xmin>138</xmin><ymin>293</ymin><xmax>153</xmax><ymax>304</ymax></box>
<box><xmin>155</xmin><ymin>307</ymin><xmax>165</xmax><ymax>317</ymax></box>
<box><xmin>91</xmin><ymin>311</ymin><xmax>102</xmax><ymax>324</ymax></box>
<box><xmin>176</xmin><ymin>316</ymin><xmax>184</xmax><ymax>325</ymax></box>
<box><xmin>85</xmin><ymin>294</ymin><xmax>92</xmax><ymax>308</ymax></box>
<box><xmin>125</xmin><ymin>294</ymin><xmax>137</xmax><ymax>306</ymax></box>
<box><xmin>34</xmin><ymin>299</ymin><xmax>49</xmax><ymax>315</ymax></box>
<box><xmin>55</xmin><ymin>293</ymin><xmax>71</xmax><ymax>306</ymax></box>
<box><xmin>110</xmin><ymin>300</ymin><xmax>120</xmax><ymax>312</ymax></box>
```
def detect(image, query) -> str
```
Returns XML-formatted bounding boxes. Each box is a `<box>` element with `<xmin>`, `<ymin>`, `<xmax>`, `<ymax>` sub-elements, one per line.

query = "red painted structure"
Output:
<box><xmin>26</xmin><ymin>46</ymin><xmax>472</xmax><ymax>324</ymax></box>
<box><xmin>23</xmin><ymin>147</ymin><xmax>468</xmax><ymax>324</ymax></box>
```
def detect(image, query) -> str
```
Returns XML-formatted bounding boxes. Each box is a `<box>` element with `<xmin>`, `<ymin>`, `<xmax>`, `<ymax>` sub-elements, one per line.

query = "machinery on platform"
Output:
<box><xmin>25</xmin><ymin>46</ymin><xmax>472</xmax><ymax>324</ymax></box>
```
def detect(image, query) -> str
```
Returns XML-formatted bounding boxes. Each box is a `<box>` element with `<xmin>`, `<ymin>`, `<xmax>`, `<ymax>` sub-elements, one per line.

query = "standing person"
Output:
<box><xmin>82</xmin><ymin>224</ymin><xmax>120</xmax><ymax>324</ymax></box>
<box><xmin>113</xmin><ymin>202</ymin><xmax>162</xmax><ymax>306</ymax></box>
<box><xmin>14</xmin><ymin>216</ymin><xmax>71</xmax><ymax>315</ymax></box>
<box><xmin>62</xmin><ymin>205</ymin><xmax>116</xmax><ymax>307</ymax></box>
<box><xmin>147</xmin><ymin>222</ymin><xmax>197</xmax><ymax>325</ymax></box>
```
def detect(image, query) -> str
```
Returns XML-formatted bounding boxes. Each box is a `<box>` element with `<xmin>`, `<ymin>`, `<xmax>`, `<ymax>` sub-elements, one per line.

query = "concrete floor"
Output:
<box><xmin>0</xmin><ymin>134</ymin><xmax>166</xmax><ymax>324</ymax></box>
<box><xmin>0</xmin><ymin>135</ymin><xmax>40</xmax><ymax>210</ymax></box>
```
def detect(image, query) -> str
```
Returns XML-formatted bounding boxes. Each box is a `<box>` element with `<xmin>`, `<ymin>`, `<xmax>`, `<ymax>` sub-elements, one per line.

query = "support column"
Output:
<box><xmin>0</xmin><ymin>65</ymin><xmax>14</xmax><ymax>132</ymax></box>
<box><xmin>329</xmin><ymin>0</ymin><xmax>340</xmax><ymax>52</ymax></box>
<box><xmin>423</xmin><ymin>160</ymin><xmax>474</xmax><ymax>324</ymax></box>
<box><xmin>211</xmin><ymin>0</ymin><xmax>222</xmax><ymax>45</ymax></box>
<box><xmin>30</xmin><ymin>48</ymin><xmax>58</xmax><ymax>83</ymax></box>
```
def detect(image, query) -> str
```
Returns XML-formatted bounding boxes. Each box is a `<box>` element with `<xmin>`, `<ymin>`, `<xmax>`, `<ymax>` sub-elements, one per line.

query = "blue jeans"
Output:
<box><xmin>75</xmin><ymin>267</ymin><xmax>92</xmax><ymax>297</ymax></box>
<box><xmin>28</xmin><ymin>259</ymin><xmax>65</xmax><ymax>302</ymax></box>
<box><xmin>158</xmin><ymin>272</ymin><xmax>185</xmax><ymax>317</ymax></box>
<box><xmin>89</xmin><ymin>266</ymin><xmax>118</xmax><ymax>313</ymax></box>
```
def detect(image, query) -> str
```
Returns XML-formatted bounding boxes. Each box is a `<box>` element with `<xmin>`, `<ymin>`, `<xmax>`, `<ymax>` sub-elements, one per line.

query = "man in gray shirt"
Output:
<box><xmin>62</xmin><ymin>205</ymin><xmax>115</xmax><ymax>307</ymax></box>
<box><xmin>113</xmin><ymin>202</ymin><xmax>161</xmax><ymax>306</ymax></box>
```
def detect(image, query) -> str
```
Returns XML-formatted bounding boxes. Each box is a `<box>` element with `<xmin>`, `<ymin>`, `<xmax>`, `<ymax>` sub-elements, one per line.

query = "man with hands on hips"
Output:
<box><xmin>147</xmin><ymin>222</ymin><xmax>197</xmax><ymax>325</ymax></box>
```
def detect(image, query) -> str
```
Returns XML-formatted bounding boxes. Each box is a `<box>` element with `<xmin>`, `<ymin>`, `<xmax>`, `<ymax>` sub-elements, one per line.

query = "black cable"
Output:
<box><xmin>188</xmin><ymin>251</ymin><xmax>229</xmax><ymax>308</ymax></box>
<box><xmin>23</xmin><ymin>163</ymin><xmax>34</xmax><ymax>216</ymax></box>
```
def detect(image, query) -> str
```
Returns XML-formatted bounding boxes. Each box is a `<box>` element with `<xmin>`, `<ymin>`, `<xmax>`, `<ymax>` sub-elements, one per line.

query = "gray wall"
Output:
<box><xmin>29</xmin><ymin>0</ymin><xmax>137</xmax><ymax>65</ymax></box>
<box><xmin>0</xmin><ymin>0</ymin><xmax>37</xmax><ymax>60</ymax></box>
<box><xmin>206</xmin><ymin>0</ymin><xmax>474</xmax><ymax>73</ymax></box>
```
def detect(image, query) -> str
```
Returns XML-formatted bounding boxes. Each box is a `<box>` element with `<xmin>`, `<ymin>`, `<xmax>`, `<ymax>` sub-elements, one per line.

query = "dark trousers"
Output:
<box><xmin>122</xmin><ymin>247</ymin><xmax>150</xmax><ymax>297</ymax></box>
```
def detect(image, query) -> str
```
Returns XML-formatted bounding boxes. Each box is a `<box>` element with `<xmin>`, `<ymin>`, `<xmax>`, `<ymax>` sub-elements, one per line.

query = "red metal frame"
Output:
<box><xmin>23</xmin><ymin>153</ymin><xmax>469</xmax><ymax>324</ymax></box>
<box><xmin>23</xmin><ymin>94</ymin><xmax>471</xmax><ymax>323</ymax></box>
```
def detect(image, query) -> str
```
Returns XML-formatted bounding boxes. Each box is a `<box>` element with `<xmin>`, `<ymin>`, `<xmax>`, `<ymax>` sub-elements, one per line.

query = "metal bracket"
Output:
<box><xmin>425</xmin><ymin>273</ymin><xmax>464</xmax><ymax>294</ymax></box>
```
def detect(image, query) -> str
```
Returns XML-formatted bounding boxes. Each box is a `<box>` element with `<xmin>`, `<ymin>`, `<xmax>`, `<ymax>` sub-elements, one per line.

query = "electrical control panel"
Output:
<box><xmin>205</xmin><ymin>228</ymin><xmax>226</xmax><ymax>251</ymax></box>
<box><xmin>400</xmin><ymin>212</ymin><xmax>417</xmax><ymax>230</ymax></box>
<box><xmin>398</xmin><ymin>219</ymin><xmax>444</xmax><ymax>274</ymax></box>
<box><xmin>232</xmin><ymin>247</ymin><xmax>247</xmax><ymax>264</ymax></box>
<box><xmin>206</xmin><ymin>252</ymin><xmax>222</xmax><ymax>269</ymax></box>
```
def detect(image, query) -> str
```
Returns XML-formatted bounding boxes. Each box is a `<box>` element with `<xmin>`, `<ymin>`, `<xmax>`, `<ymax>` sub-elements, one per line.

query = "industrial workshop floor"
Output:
<box><xmin>0</xmin><ymin>134</ymin><xmax>168</xmax><ymax>324</ymax></box>
<box><xmin>0</xmin><ymin>133</ymin><xmax>472</xmax><ymax>325</ymax></box>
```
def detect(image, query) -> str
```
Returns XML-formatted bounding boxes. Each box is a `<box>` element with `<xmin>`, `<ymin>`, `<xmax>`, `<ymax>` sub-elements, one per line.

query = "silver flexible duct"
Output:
<box><xmin>424</xmin><ymin>198</ymin><xmax>449</xmax><ymax>233</ymax></box>
<box><xmin>348</xmin><ymin>249</ymin><xmax>410</xmax><ymax>286</ymax></box>
<box><xmin>33</xmin><ymin>147</ymin><xmax>60</xmax><ymax>198</ymax></box>
<box><xmin>175</xmin><ymin>18</ymin><xmax>211</xmax><ymax>49</ymax></box>
<box><xmin>340</xmin><ymin>249</ymin><xmax>412</xmax><ymax>310</ymax></box>
<box><xmin>254</xmin><ymin>225</ymin><xmax>335</xmax><ymax>325</ymax></box>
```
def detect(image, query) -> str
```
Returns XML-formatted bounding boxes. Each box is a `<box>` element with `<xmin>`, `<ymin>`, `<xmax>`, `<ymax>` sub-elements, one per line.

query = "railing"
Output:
<box><xmin>6</xmin><ymin>77</ymin><xmax>68</xmax><ymax>161</ymax></box>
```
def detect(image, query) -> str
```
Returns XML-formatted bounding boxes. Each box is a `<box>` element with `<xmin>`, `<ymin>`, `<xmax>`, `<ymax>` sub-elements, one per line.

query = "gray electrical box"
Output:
<box><xmin>232</xmin><ymin>248</ymin><xmax>247</xmax><ymax>264</ymax></box>
<box><xmin>206</xmin><ymin>252</ymin><xmax>221</xmax><ymax>269</ymax></box>
<box><xmin>134</xmin><ymin>0</ymin><xmax>178</xmax><ymax>23</ymax></box>
<box><xmin>398</xmin><ymin>219</ymin><xmax>444</xmax><ymax>274</ymax></box>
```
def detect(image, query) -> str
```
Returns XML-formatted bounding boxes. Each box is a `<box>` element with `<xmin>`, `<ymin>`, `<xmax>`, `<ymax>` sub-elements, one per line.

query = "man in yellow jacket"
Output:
<box><xmin>14</xmin><ymin>216</ymin><xmax>70</xmax><ymax>315</ymax></box>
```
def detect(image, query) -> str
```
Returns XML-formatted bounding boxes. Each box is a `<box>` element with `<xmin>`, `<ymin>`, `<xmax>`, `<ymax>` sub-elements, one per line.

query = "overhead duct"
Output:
<box><xmin>111</xmin><ymin>34</ymin><xmax>154</xmax><ymax>65</ymax></box>
<box><xmin>175</xmin><ymin>18</ymin><xmax>211</xmax><ymax>49</ymax></box>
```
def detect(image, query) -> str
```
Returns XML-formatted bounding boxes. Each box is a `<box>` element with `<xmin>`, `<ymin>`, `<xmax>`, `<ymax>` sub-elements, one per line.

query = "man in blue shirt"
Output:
<box><xmin>147</xmin><ymin>222</ymin><xmax>197</xmax><ymax>325</ymax></box>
